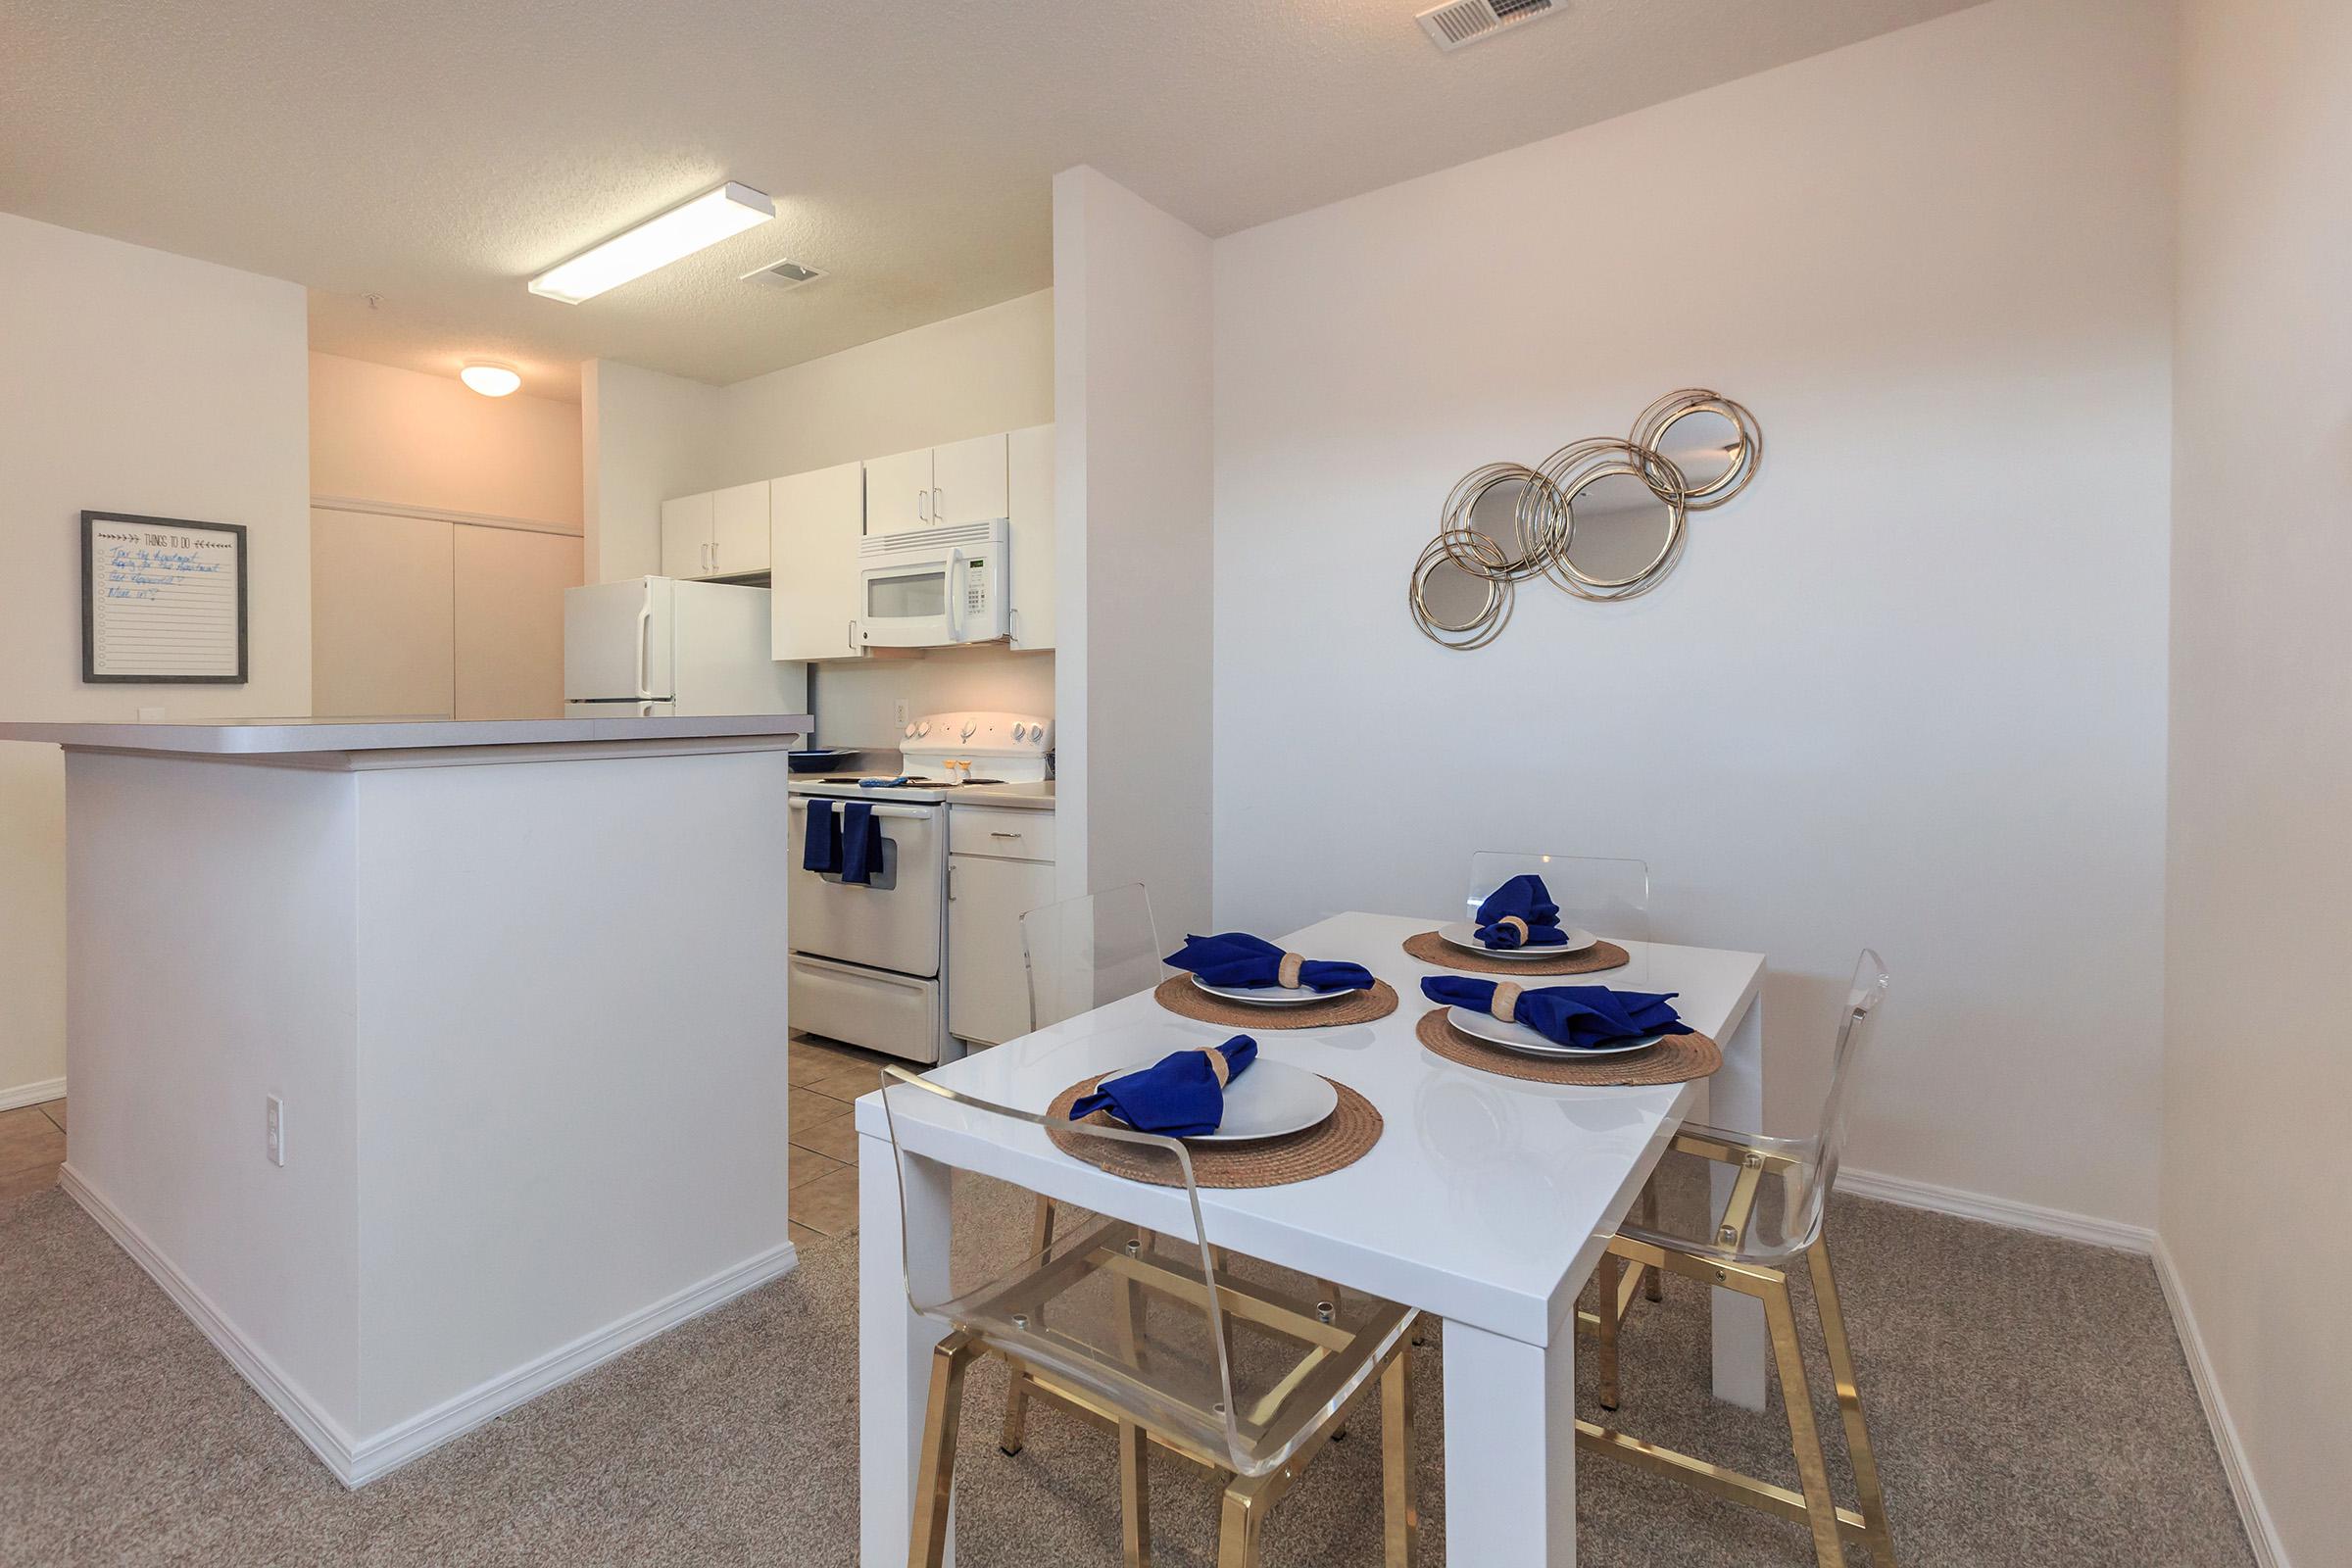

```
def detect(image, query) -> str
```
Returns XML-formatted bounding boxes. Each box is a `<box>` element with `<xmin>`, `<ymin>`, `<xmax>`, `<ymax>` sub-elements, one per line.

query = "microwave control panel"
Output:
<box><xmin>963</xmin><ymin>555</ymin><xmax>990</xmax><ymax>615</ymax></box>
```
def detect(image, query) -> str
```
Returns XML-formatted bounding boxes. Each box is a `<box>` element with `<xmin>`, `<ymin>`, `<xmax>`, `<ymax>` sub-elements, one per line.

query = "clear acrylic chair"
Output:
<box><xmin>1580</xmin><ymin>950</ymin><xmax>1897</xmax><ymax>1568</ymax></box>
<box><xmin>1022</xmin><ymin>882</ymin><xmax>1165</xmax><ymax>1032</ymax></box>
<box><xmin>1465</xmin><ymin>851</ymin><xmax>1652</xmax><ymax>987</ymax></box>
<box><xmin>879</xmin><ymin>1067</ymin><xmax>1420</xmax><ymax>1568</ymax></box>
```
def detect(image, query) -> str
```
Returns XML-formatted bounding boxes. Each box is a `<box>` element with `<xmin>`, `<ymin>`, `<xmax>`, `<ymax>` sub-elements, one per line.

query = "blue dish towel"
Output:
<box><xmin>1070</xmin><ymin>1036</ymin><xmax>1259</xmax><ymax>1137</ymax></box>
<box><xmin>1166</xmin><ymin>933</ymin><xmax>1374</xmax><ymax>993</ymax></box>
<box><xmin>839</xmin><ymin>801</ymin><xmax>883</xmax><ymax>885</ymax></box>
<box><xmin>1421</xmin><ymin>975</ymin><xmax>1690</xmax><ymax>1050</ymax></box>
<box><xmin>1474</xmin><ymin>874</ymin><xmax>1570</xmax><ymax>950</ymax></box>
<box><xmin>860</xmin><ymin>776</ymin><xmax>913</xmax><ymax>788</ymax></box>
<box><xmin>801</xmin><ymin>799</ymin><xmax>840</xmax><ymax>873</ymax></box>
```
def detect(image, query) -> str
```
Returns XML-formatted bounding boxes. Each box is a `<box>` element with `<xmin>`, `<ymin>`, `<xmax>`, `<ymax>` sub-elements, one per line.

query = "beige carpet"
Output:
<box><xmin>0</xmin><ymin>1184</ymin><xmax>2252</xmax><ymax>1566</ymax></box>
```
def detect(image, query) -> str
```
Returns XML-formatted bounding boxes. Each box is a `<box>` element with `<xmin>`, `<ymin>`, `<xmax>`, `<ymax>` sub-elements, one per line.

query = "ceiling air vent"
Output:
<box><xmin>742</xmin><ymin>257</ymin><xmax>824</xmax><ymax>293</ymax></box>
<box><xmin>1417</xmin><ymin>0</ymin><xmax>1556</xmax><ymax>52</ymax></box>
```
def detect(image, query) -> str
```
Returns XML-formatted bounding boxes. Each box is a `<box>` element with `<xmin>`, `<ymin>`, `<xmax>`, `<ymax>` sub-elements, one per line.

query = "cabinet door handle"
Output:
<box><xmin>917</xmin><ymin>488</ymin><xmax>931</xmax><ymax>523</ymax></box>
<box><xmin>990</xmin><ymin>830</ymin><xmax>1022</xmax><ymax>839</ymax></box>
<box><xmin>848</xmin><ymin>618</ymin><xmax>857</xmax><ymax>652</ymax></box>
<box><xmin>933</xmin><ymin>486</ymin><xmax>945</xmax><ymax>521</ymax></box>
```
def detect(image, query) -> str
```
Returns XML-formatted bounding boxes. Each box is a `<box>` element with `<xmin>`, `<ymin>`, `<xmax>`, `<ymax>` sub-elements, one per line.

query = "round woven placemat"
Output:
<box><xmin>1415</xmin><ymin>1006</ymin><xmax>1720</xmax><ymax>1087</ymax></box>
<box><xmin>1153</xmin><ymin>975</ymin><xmax>1399</xmax><ymax>1030</ymax></box>
<box><xmin>1046</xmin><ymin>1076</ymin><xmax>1384</xmax><ymax>1189</ymax></box>
<box><xmin>1401</xmin><ymin>930</ymin><xmax>1631</xmax><ymax>977</ymax></box>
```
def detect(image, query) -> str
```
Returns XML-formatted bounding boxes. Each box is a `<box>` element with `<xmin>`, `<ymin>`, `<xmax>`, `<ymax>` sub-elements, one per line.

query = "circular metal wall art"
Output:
<box><xmin>1411</xmin><ymin>389</ymin><xmax>1760</xmax><ymax>647</ymax></box>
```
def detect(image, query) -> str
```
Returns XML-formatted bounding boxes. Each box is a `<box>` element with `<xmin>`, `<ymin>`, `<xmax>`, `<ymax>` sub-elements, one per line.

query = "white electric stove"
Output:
<box><xmin>787</xmin><ymin>711</ymin><xmax>1053</xmax><ymax>1063</ymax></box>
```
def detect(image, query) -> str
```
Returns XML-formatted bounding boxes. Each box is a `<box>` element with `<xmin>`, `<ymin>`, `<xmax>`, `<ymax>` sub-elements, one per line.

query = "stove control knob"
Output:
<box><xmin>915</xmin><ymin>720</ymin><xmax>931</xmax><ymax>737</ymax></box>
<box><xmin>904</xmin><ymin>723</ymin><xmax>917</xmax><ymax>739</ymax></box>
<box><xmin>1010</xmin><ymin>723</ymin><xmax>1027</xmax><ymax>741</ymax></box>
<box><xmin>960</xmin><ymin>720</ymin><xmax>977</xmax><ymax>740</ymax></box>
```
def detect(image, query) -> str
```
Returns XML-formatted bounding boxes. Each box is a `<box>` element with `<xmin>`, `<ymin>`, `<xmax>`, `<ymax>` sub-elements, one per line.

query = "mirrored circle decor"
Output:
<box><xmin>1411</xmin><ymin>388</ymin><xmax>1761</xmax><ymax>645</ymax></box>
<box><xmin>1410</xmin><ymin>530</ymin><xmax>1512</xmax><ymax>651</ymax></box>
<box><xmin>1629</xmin><ymin>389</ymin><xmax>1762</xmax><ymax>511</ymax></box>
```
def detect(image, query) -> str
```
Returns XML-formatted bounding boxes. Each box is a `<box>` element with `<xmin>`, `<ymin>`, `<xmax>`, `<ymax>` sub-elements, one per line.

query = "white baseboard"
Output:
<box><xmin>0</xmin><ymin>1075</ymin><xmax>66</xmax><ymax>1114</ymax></box>
<box><xmin>341</xmin><ymin>1235</ymin><xmax>799</xmax><ymax>1485</ymax></box>
<box><xmin>60</xmin><ymin>1162</ymin><xmax>365</xmax><ymax>1477</ymax></box>
<box><xmin>61</xmin><ymin>1162</ymin><xmax>798</xmax><ymax>1488</ymax></box>
<box><xmin>2154</xmin><ymin>1240</ymin><xmax>2290</xmax><ymax>1568</ymax></box>
<box><xmin>1838</xmin><ymin>1165</ymin><xmax>2155</xmax><ymax>1253</ymax></box>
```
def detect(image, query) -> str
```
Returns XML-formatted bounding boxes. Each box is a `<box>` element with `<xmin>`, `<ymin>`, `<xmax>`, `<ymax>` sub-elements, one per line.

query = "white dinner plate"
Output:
<box><xmin>1189</xmin><ymin>973</ymin><xmax>1338</xmax><ymax>1006</ymax></box>
<box><xmin>1437</xmin><ymin>920</ymin><xmax>1599</xmax><ymax>959</ymax></box>
<box><xmin>1101</xmin><ymin>1057</ymin><xmax>1341</xmax><ymax>1143</ymax></box>
<box><xmin>1445</xmin><ymin>1005</ymin><xmax>1660</xmax><ymax>1058</ymax></box>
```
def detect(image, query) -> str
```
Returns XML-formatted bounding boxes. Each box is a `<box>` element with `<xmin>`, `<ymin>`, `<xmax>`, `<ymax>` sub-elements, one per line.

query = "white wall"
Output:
<box><xmin>0</xmin><ymin>212</ymin><xmax>313</xmax><ymax>1106</ymax></box>
<box><xmin>580</xmin><ymin>358</ymin><xmax>721</xmax><ymax>584</ymax></box>
<box><xmin>310</xmin><ymin>352</ymin><xmax>581</xmax><ymax>527</ymax></box>
<box><xmin>1053</xmin><ymin>167</ymin><xmax>1215</xmax><ymax>935</ymax></box>
<box><xmin>2164</xmin><ymin>0</ymin><xmax>2352</xmax><ymax>1558</ymax></box>
<box><xmin>1210</xmin><ymin>0</ymin><xmax>2175</xmax><ymax>1223</ymax></box>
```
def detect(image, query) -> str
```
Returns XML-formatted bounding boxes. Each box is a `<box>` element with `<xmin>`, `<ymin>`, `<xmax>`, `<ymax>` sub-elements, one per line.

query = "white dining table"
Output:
<box><xmin>855</xmin><ymin>910</ymin><xmax>1767</xmax><ymax>1567</ymax></box>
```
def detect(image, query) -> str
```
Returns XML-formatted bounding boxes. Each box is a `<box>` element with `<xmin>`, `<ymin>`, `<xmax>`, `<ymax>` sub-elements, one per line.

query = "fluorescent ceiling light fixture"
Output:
<box><xmin>529</xmin><ymin>182</ymin><xmax>776</xmax><ymax>305</ymax></box>
<box><xmin>460</xmin><ymin>361</ymin><xmax>521</xmax><ymax>397</ymax></box>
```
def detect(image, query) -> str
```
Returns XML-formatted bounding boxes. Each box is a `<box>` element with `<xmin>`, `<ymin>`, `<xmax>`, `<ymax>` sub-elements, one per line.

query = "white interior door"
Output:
<box><xmin>932</xmin><ymin>433</ymin><xmax>1008</xmax><ymax>526</ymax></box>
<box><xmin>311</xmin><ymin>507</ymin><xmax>454</xmax><ymax>718</ymax></box>
<box><xmin>863</xmin><ymin>447</ymin><xmax>935</xmax><ymax>535</ymax></box>
<box><xmin>710</xmin><ymin>481</ymin><xmax>770</xmax><ymax>576</ymax></box>
<box><xmin>661</xmin><ymin>492</ymin><xmax>713</xmax><ymax>578</ymax></box>
<box><xmin>1006</xmin><ymin>422</ymin><xmax>1054</xmax><ymax>651</ymax></box>
<box><xmin>771</xmin><ymin>462</ymin><xmax>866</xmax><ymax>662</ymax></box>
<box><xmin>454</xmin><ymin>525</ymin><xmax>581</xmax><ymax>719</ymax></box>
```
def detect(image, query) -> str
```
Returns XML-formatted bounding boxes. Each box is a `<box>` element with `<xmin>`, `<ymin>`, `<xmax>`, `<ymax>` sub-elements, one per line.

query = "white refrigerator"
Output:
<box><xmin>564</xmin><ymin>577</ymin><xmax>808</xmax><ymax>717</ymax></box>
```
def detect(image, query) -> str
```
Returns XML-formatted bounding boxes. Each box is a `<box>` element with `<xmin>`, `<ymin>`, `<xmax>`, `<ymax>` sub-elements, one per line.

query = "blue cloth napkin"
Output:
<box><xmin>1070</xmin><ymin>1036</ymin><xmax>1259</xmax><ymax>1137</ymax></box>
<box><xmin>839</xmin><ymin>801</ymin><xmax>882</xmax><ymax>884</ymax></box>
<box><xmin>1166</xmin><ymin>933</ymin><xmax>1374</xmax><ymax>993</ymax></box>
<box><xmin>1421</xmin><ymin>975</ymin><xmax>1690</xmax><ymax>1050</ymax></box>
<box><xmin>1474</xmin><ymin>874</ymin><xmax>1570</xmax><ymax>950</ymax></box>
<box><xmin>801</xmin><ymin>799</ymin><xmax>840</xmax><ymax>872</ymax></box>
<box><xmin>859</xmin><ymin>776</ymin><xmax>913</xmax><ymax>788</ymax></box>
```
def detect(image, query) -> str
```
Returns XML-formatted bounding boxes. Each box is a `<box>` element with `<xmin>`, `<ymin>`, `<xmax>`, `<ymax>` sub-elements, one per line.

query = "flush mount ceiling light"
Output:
<box><xmin>528</xmin><ymin>182</ymin><xmax>776</xmax><ymax>305</ymax></box>
<box><xmin>460</xmin><ymin>361</ymin><xmax>522</xmax><ymax>397</ymax></box>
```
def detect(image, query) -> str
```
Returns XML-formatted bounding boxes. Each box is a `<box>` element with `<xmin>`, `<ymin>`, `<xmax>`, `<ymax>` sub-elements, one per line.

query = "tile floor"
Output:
<box><xmin>0</xmin><ymin>1098</ymin><xmax>67</xmax><ymax>1204</ymax></box>
<box><xmin>783</xmin><ymin>1033</ymin><xmax>897</xmax><ymax>1246</ymax></box>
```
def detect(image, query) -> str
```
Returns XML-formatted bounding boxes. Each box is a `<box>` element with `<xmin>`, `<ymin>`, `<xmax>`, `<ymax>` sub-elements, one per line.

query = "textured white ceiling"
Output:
<box><xmin>1</xmin><ymin>0</ymin><xmax>1986</xmax><ymax>399</ymax></box>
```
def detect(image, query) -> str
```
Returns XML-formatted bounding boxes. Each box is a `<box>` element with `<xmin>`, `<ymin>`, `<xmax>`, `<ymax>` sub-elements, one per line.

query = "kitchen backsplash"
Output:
<box><xmin>809</xmin><ymin>646</ymin><xmax>1054</xmax><ymax>749</ymax></box>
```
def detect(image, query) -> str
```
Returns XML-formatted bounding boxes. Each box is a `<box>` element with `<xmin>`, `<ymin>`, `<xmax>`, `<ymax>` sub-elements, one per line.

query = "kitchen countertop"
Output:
<box><xmin>0</xmin><ymin>713</ymin><xmax>815</xmax><ymax>756</ymax></box>
<box><xmin>946</xmin><ymin>781</ymin><xmax>1054</xmax><ymax>810</ymax></box>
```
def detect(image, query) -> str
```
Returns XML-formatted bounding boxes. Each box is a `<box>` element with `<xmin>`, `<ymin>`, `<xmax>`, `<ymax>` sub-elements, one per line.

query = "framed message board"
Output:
<box><xmin>81</xmin><ymin>512</ymin><xmax>249</xmax><ymax>684</ymax></box>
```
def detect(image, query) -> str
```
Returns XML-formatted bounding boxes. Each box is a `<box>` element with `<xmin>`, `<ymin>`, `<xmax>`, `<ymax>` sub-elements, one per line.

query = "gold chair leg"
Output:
<box><xmin>1809</xmin><ymin>1240</ymin><xmax>1897</xmax><ymax>1568</ymax></box>
<box><xmin>1639</xmin><ymin>1184</ymin><xmax>1663</xmax><ymax>1301</ymax></box>
<box><xmin>1595</xmin><ymin>1251</ymin><xmax>1623</xmax><ymax>1412</ymax></box>
<box><xmin>1762</xmin><ymin>1274</ymin><xmax>1844</xmax><ymax>1568</ymax></box>
<box><xmin>1000</xmin><ymin>1197</ymin><xmax>1057</xmax><ymax>1455</ymax></box>
<box><xmin>909</xmin><ymin>1334</ymin><xmax>979</xmax><ymax>1568</ymax></box>
<box><xmin>1118</xmin><ymin>1419</ymin><xmax>1152</xmax><ymax>1568</ymax></box>
<box><xmin>1215</xmin><ymin>1486</ymin><xmax>1264</xmax><ymax>1568</ymax></box>
<box><xmin>1381</xmin><ymin>1350</ymin><xmax>1419</xmax><ymax>1567</ymax></box>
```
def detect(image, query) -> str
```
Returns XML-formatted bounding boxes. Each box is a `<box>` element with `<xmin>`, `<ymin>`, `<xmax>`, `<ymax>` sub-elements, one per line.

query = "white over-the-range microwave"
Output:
<box><xmin>856</xmin><ymin>519</ymin><xmax>1010</xmax><ymax>649</ymax></box>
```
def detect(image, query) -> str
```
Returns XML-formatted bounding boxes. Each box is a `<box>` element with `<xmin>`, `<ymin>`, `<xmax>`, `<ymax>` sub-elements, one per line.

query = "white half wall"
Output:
<box><xmin>1052</xmin><ymin>167</ymin><xmax>1215</xmax><ymax>936</ymax></box>
<box><xmin>2164</xmin><ymin>0</ymin><xmax>2352</xmax><ymax>1559</ymax></box>
<box><xmin>1210</xmin><ymin>0</ymin><xmax>2174</xmax><ymax>1224</ymax></box>
<box><xmin>0</xmin><ymin>212</ymin><xmax>313</xmax><ymax>1107</ymax></box>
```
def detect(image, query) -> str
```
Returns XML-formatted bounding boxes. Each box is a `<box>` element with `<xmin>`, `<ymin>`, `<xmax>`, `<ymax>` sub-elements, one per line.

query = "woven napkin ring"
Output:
<box><xmin>1277</xmin><ymin>952</ymin><xmax>1305</xmax><ymax>989</ymax></box>
<box><xmin>1196</xmin><ymin>1046</ymin><xmax>1233</xmax><ymax>1086</ymax></box>
<box><xmin>1490</xmin><ymin>982</ymin><xmax>1523</xmax><ymax>1024</ymax></box>
<box><xmin>1496</xmin><ymin>915</ymin><xmax>1530</xmax><ymax>943</ymax></box>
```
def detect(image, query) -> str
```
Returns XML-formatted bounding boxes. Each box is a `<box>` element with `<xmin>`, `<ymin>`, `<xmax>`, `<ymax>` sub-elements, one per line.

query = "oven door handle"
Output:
<box><xmin>786</xmin><ymin>799</ymin><xmax>934</xmax><ymax>821</ymax></box>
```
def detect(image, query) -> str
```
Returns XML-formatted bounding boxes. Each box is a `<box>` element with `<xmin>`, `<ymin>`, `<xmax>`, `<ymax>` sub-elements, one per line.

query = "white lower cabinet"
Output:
<box><xmin>948</xmin><ymin>808</ymin><xmax>1057</xmax><ymax>1048</ymax></box>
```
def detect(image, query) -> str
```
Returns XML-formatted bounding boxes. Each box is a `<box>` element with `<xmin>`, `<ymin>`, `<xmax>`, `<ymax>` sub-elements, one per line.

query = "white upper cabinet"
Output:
<box><xmin>662</xmin><ymin>483</ymin><xmax>770</xmax><ymax>579</ymax></box>
<box><xmin>1007</xmin><ymin>423</ymin><xmax>1054</xmax><ymax>652</ymax></box>
<box><xmin>710</xmin><ymin>481</ymin><xmax>771</xmax><ymax>577</ymax></box>
<box><xmin>864</xmin><ymin>447</ymin><xmax>937</xmax><ymax>536</ymax></box>
<box><xmin>661</xmin><ymin>492</ymin><xmax>713</xmax><ymax>579</ymax></box>
<box><xmin>931</xmin><ymin>432</ymin><xmax>1008</xmax><ymax>527</ymax></box>
<box><xmin>771</xmin><ymin>461</ymin><xmax>866</xmax><ymax>662</ymax></box>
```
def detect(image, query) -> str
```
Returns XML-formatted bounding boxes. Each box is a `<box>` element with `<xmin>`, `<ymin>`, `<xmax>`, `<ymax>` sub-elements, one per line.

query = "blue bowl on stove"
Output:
<box><xmin>787</xmin><ymin>748</ymin><xmax>858</xmax><ymax>773</ymax></box>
